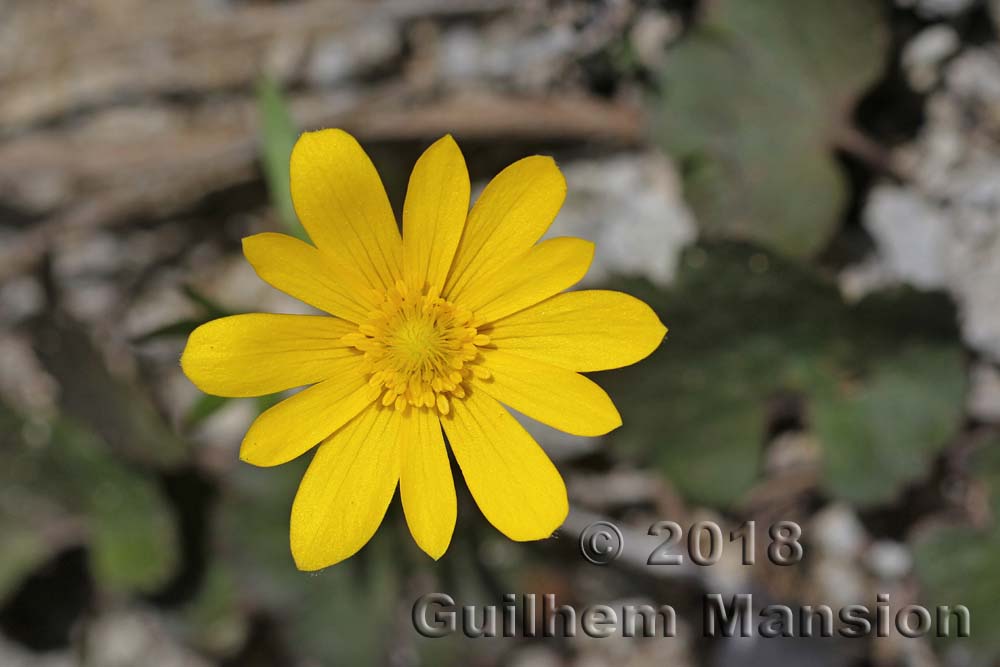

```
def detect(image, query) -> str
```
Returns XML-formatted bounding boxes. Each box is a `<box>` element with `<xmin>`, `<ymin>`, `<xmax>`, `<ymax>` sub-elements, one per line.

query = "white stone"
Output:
<box><xmin>901</xmin><ymin>0</ymin><xmax>977</xmax><ymax>17</ymax></box>
<box><xmin>549</xmin><ymin>152</ymin><xmax>697</xmax><ymax>288</ymax></box>
<box><xmin>811</xmin><ymin>503</ymin><xmax>867</xmax><ymax>557</ymax></box>
<box><xmin>0</xmin><ymin>333</ymin><xmax>57</xmax><ymax>413</ymax></box>
<box><xmin>867</xmin><ymin>539</ymin><xmax>914</xmax><ymax>579</ymax></box>
<box><xmin>436</xmin><ymin>23</ymin><xmax>576</xmax><ymax>92</ymax></box>
<box><xmin>902</xmin><ymin>26</ymin><xmax>959</xmax><ymax>91</ymax></box>
<box><xmin>968</xmin><ymin>362</ymin><xmax>1000</xmax><ymax>421</ymax></box>
<box><xmin>512</xmin><ymin>647</ymin><xmax>561</xmax><ymax>667</ymax></box>
<box><xmin>863</xmin><ymin>186</ymin><xmax>949</xmax><ymax>290</ymax></box>
<box><xmin>306</xmin><ymin>22</ymin><xmax>400</xmax><ymax>86</ymax></box>
<box><xmin>53</xmin><ymin>231</ymin><xmax>122</xmax><ymax>277</ymax></box>
<box><xmin>857</xmin><ymin>49</ymin><xmax>1000</xmax><ymax>362</ymax></box>
<box><xmin>0</xmin><ymin>275</ymin><xmax>44</xmax><ymax>325</ymax></box>
<box><xmin>86</xmin><ymin>609</ymin><xmax>214</xmax><ymax>667</ymax></box>
<box><xmin>813</xmin><ymin>558</ymin><xmax>867</xmax><ymax>609</ymax></box>
<box><xmin>946</xmin><ymin>47</ymin><xmax>1000</xmax><ymax>101</ymax></box>
<box><xmin>0</xmin><ymin>635</ymin><xmax>73</xmax><ymax>667</ymax></box>
<box><xmin>630</xmin><ymin>9</ymin><xmax>681</xmax><ymax>69</ymax></box>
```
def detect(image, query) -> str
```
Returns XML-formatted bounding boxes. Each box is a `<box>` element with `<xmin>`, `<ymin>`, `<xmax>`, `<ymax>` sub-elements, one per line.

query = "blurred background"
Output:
<box><xmin>2</xmin><ymin>0</ymin><xmax>999</xmax><ymax>665</ymax></box>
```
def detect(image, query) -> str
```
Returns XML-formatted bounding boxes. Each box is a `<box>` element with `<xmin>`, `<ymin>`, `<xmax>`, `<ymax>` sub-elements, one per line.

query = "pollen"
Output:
<box><xmin>343</xmin><ymin>280</ymin><xmax>490</xmax><ymax>414</ymax></box>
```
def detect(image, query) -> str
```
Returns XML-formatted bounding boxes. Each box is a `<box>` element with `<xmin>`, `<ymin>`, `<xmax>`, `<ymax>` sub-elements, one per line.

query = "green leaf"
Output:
<box><xmin>813</xmin><ymin>344</ymin><xmax>965</xmax><ymax>505</ymax></box>
<box><xmin>914</xmin><ymin>440</ymin><xmax>1000</xmax><ymax>656</ymax></box>
<box><xmin>653</xmin><ymin>0</ymin><xmax>888</xmax><ymax>258</ymax></box>
<box><xmin>603</xmin><ymin>242</ymin><xmax>964</xmax><ymax>508</ymax></box>
<box><xmin>257</xmin><ymin>75</ymin><xmax>306</xmax><ymax>240</ymax></box>
<box><xmin>0</xmin><ymin>409</ymin><xmax>177</xmax><ymax>595</ymax></box>
<box><xmin>52</xmin><ymin>420</ymin><xmax>178</xmax><ymax>593</ymax></box>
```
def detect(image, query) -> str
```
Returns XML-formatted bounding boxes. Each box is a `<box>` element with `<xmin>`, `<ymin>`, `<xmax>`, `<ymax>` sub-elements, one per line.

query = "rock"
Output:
<box><xmin>839</xmin><ymin>256</ymin><xmax>893</xmax><ymax>303</ymax></box>
<box><xmin>630</xmin><ymin>9</ymin><xmax>680</xmax><ymax>70</ymax></box>
<box><xmin>435</xmin><ymin>22</ymin><xmax>576</xmax><ymax>93</ymax></box>
<box><xmin>863</xmin><ymin>178</ymin><xmax>1000</xmax><ymax>361</ymax></box>
<box><xmin>0</xmin><ymin>635</ymin><xmax>73</xmax><ymax>667</ymax></box>
<box><xmin>0</xmin><ymin>334</ymin><xmax>57</xmax><ymax>413</ymax></box>
<box><xmin>862</xmin><ymin>187</ymin><xmax>949</xmax><ymax>290</ymax></box>
<box><xmin>946</xmin><ymin>47</ymin><xmax>1000</xmax><ymax>111</ymax></box>
<box><xmin>858</xmin><ymin>48</ymin><xmax>1000</xmax><ymax>362</ymax></box>
<box><xmin>0</xmin><ymin>276</ymin><xmax>44</xmax><ymax>326</ymax></box>
<box><xmin>866</xmin><ymin>539</ymin><xmax>914</xmax><ymax>580</ymax></box>
<box><xmin>306</xmin><ymin>21</ymin><xmax>400</xmax><ymax>87</ymax></box>
<box><xmin>436</xmin><ymin>27</ymin><xmax>488</xmax><ymax>86</ymax></box>
<box><xmin>811</xmin><ymin>508</ymin><xmax>870</xmax><ymax>610</ymax></box>
<box><xmin>764</xmin><ymin>431</ymin><xmax>823</xmax><ymax>474</ymax></box>
<box><xmin>811</xmin><ymin>503</ymin><xmax>867</xmax><ymax>558</ymax></box>
<box><xmin>902</xmin><ymin>25</ymin><xmax>960</xmax><ymax>92</ymax></box>
<box><xmin>85</xmin><ymin>609</ymin><xmax>214</xmax><ymax>667</ymax></box>
<box><xmin>968</xmin><ymin>362</ymin><xmax>1000</xmax><ymax>422</ymax></box>
<box><xmin>510</xmin><ymin>646</ymin><xmax>561</xmax><ymax>667</ymax></box>
<box><xmin>896</xmin><ymin>0</ymin><xmax>978</xmax><ymax>17</ymax></box>
<box><xmin>53</xmin><ymin>232</ymin><xmax>122</xmax><ymax>278</ymax></box>
<box><xmin>813</xmin><ymin>558</ymin><xmax>867</xmax><ymax>609</ymax></box>
<box><xmin>549</xmin><ymin>152</ymin><xmax>697</xmax><ymax>288</ymax></box>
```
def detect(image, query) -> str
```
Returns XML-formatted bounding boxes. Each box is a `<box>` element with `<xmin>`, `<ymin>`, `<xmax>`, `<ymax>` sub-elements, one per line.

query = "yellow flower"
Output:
<box><xmin>181</xmin><ymin>130</ymin><xmax>666</xmax><ymax>570</ymax></box>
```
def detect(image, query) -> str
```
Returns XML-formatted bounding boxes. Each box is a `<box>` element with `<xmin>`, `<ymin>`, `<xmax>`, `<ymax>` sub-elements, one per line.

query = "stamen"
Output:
<box><xmin>346</xmin><ymin>282</ymin><xmax>491</xmax><ymax>416</ymax></box>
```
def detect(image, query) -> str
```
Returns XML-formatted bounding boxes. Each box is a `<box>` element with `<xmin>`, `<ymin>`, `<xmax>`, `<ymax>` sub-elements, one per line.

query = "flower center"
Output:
<box><xmin>344</xmin><ymin>280</ymin><xmax>490</xmax><ymax>415</ymax></box>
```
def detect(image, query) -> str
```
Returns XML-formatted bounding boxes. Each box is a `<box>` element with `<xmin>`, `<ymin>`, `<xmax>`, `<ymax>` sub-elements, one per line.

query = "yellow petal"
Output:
<box><xmin>473</xmin><ymin>349</ymin><xmax>620</xmax><ymax>436</ymax></box>
<box><xmin>243</xmin><ymin>233</ymin><xmax>376</xmax><ymax>323</ymax></box>
<box><xmin>181</xmin><ymin>314</ymin><xmax>358</xmax><ymax>397</ymax></box>
<box><xmin>441</xmin><ymin>389</ymin><xmax>568</xmax><ymax>541</ymax></box>
<box><xmin>290</xmin><ymin>405</ymin><xmax>401</xmax><ymax>571</ymax></box>
<box><xmin>455</xmin><ymin>237</ymin><xmax>593</xmax><ymax>323</ymax></box>
<box><xmin>403</xmin><ymin>135</ymin><xmax>470</xmax><ymax>295</ymax></box>
<box><xmin>444</xmin><ymin>155</ymin><xmax>566</xmax><ymax>300</ymax></box>
<box><xmin>240</xmin><ymin>361</ymin><xmax>375</xmax><ymax>467</ymax></box>
<box><xmin>489</xmin><ymin>290</ymin><xmax>667</xmax><ymax>372</ymax></box>
<box><xmin>290</xmin><ymin>129</ymin><xmax>402</xmax><ymax>290</ymax></box>
<box><xmin>400</xmin><ymin>408</ymin><xmax>455</xmax><ymax>559</ymax></box>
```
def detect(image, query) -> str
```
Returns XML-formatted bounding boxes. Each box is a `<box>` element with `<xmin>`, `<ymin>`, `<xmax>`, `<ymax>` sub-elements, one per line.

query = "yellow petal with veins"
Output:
<box><xmin>473</xmin><ymin>348</ymin><xmax>621</xmax><ymax>436</ymax></box>
<box><xmin>444</xmin><ymin>155</ymin><xmax>565</xmax><ymax>300</ymax></box>
<box><xmin>489</xmin><ymin>290</ymin><xmax>667</xmax><ymax>372</ymax></box>
<box><xmin>290</xmin><ymin>129</ymin><xmax>402</xmax><ymax>291</ymax></box>
<box><xmin>441</xmin><ymin>388</ymin><xmax>567</xmax><ymax>541</ymax></box>
<box><xmin>290</xmin><ymin>405</ymin><xmax>401</xmax><ymax>571</ymax></box>
<box><xmin>181</xmin><ymin>314</ymin><xmax>357</xmax><ymax>397</ymax></box>
<box><xmin>400</xmin><ymin>408</ymin><xmax>455</xmax><ymax>559</ymax></box>
<box><xmin>243</xmin><ymin>232</ymin><xmax>377</xmax><ymax>323</ymax></box>
<box><xmin>402</xmin><ymin>135</ymin><xmax>470</xmax><ymax>296</ymax></box>
<box><xmin>455</xmin><ymin>236</ymin><xmax>593</xmax><ymax>323</ymax></box>
<box><xmin>240</xmin><ymin>363</ymin><xmax>375</xmax><ymax>467</ymax></box>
